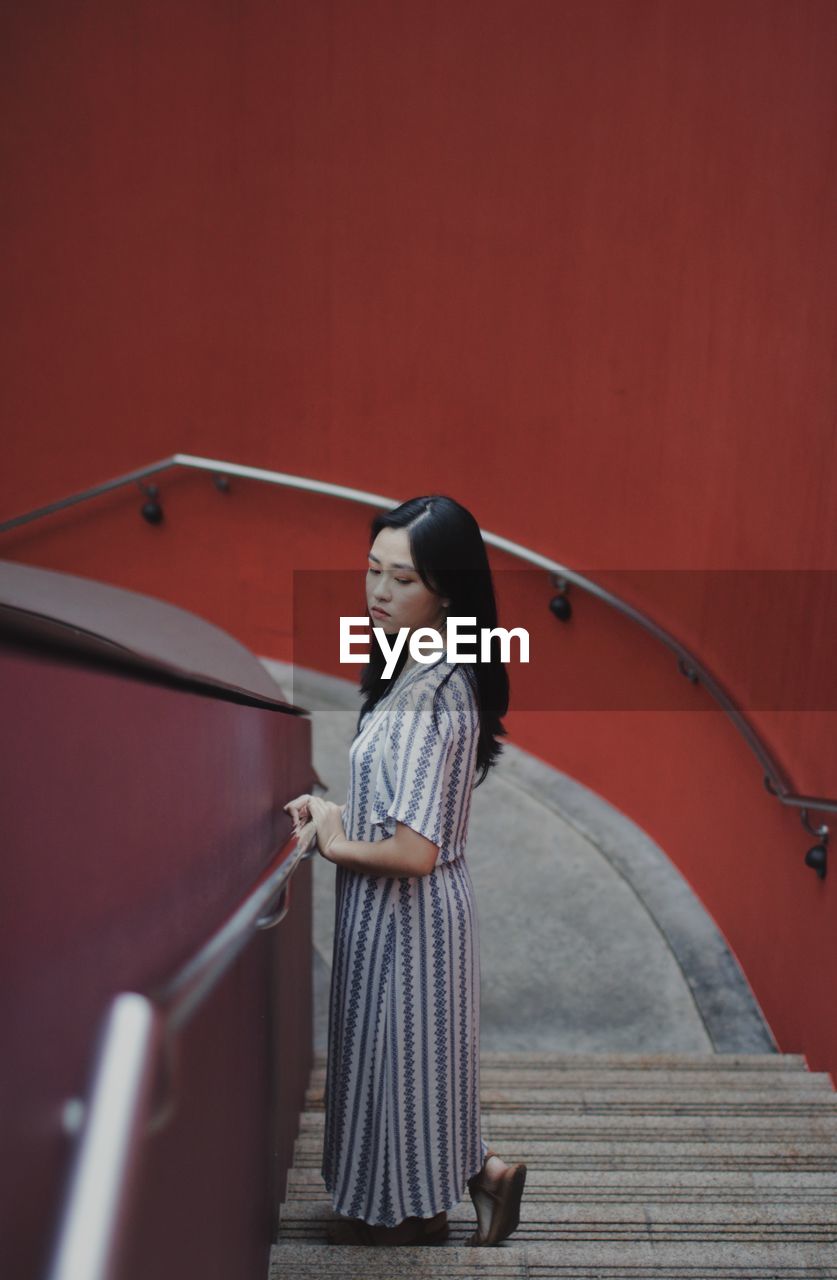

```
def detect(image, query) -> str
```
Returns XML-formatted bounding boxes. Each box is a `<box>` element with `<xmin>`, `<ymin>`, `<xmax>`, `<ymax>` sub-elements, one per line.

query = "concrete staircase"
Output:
<box><xmin>270</xmin><ymin>1050</ymin><xmax>837</xmax><ymax>1278</ymax></box>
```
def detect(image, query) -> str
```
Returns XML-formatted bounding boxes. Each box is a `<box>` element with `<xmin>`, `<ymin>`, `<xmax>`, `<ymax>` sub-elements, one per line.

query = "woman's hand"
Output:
<box><xmin>296</xmin><ymin>817</ymin><xmax>319</xmax><ymax>855</ymax></box>
<box><xmin>308</xmin><ymin>796</ymin><xmax>347</xmax><ymax>861</ymax></box>
<box><xmin>283</xmin><ymin>793</ymin><xmax>314</xmax><ymax>835</ymax></box>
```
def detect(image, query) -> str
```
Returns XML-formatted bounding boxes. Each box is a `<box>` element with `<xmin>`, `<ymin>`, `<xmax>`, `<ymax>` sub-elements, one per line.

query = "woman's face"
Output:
<box><xmin>366</xmin><ymin>527</ymin><xmax>448</xmax><ymax>638</ymax></box>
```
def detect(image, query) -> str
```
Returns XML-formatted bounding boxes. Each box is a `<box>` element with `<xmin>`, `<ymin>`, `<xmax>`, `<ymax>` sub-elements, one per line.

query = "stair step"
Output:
<box><xmin>310</xmin><ymin>1051</ymin><xmax>810</xmax><ymax>1072</ymax></box>
<box><xmin>285</xmin><ymin>1167</ymin><xmax>837</xmax><ymax>1201</ymax></box>
<box><xmin>306</xmin><ymin>1069</ymin><xmax>833</xmax><ymax>1091</ymax></box>
<box><xmin>295</xmin><ymin>1116</ymin><xmax>837</xmax><ymax>1136</ymax></box>
<box><xmin>281</xmin><ymin>1052</ymin><xmax>837</xmax><ymax>1272</ymax></box>
<box><xmin>269</xmin><ymin>1239</ymin><xmax>837</xmax><ymax>1278</ymax></box>
<box><xmin>296</xmin><ymin>1113</ymin><xmax>837</xmax><ymax>1140</ymax></box>
<box><xmin>292</xmin><ymin>1141</ymin><xmax>837</xmax><ymax>1170</ymax></box>
<box><xmin>279</xmin><ymin>1197</ymin><xmax>837</xmax><ymax>1238</ymax></box>
<box><xmin>302</xmin><ymin>1091</ymin><xmax>837</xmax><ymax>1115</ymax></box>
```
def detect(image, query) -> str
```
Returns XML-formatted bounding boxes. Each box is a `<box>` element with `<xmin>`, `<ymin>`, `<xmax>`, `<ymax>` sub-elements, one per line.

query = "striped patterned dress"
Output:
<box><xmin>321</xmin><ymin>654</ymin><xmax>489</xmax><ymax>1226</ymax></box>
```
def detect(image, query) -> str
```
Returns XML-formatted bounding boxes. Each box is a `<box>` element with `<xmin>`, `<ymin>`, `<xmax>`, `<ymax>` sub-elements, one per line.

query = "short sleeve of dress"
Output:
<box><xmin>370</xmin><ymin>683</ymin><xmax>454</xmax><ymax>847</ymax></box>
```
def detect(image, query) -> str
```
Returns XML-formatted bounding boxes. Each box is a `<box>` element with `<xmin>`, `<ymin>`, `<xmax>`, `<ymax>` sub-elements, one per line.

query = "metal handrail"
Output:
<box><xmin>2</xmin><ymin>451</ymin><xmax>833</xmax><ymax>819</ymax></box>
<box><xmin>45</xmin><ymin>829</ymin><xmax>318</xmax><ymax>1280</ymax></box>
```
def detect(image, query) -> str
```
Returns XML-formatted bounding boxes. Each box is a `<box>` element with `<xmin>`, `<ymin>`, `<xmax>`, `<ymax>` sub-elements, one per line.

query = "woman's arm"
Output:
<box><xmin>326</xmin><ymin>822</ymin><xmax>438</xmax><ymax>878</ymax></box>
<box><xmin>307</xmin><ymin>796</ymin><xmax>437</xmax><ymax>877</ymax></box>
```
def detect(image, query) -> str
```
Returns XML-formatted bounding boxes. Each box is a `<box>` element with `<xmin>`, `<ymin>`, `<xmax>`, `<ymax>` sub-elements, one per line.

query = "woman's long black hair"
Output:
<box><xmin>357</xmin><ymin>495</ymin><xmax>509</xmax><ymax>786</ymax></box>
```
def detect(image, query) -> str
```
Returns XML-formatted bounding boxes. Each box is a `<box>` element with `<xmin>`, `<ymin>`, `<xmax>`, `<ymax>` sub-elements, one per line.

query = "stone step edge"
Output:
<box><xmin>300</xmin><ymin>1120</ymin><xmax>837</xmax><ymax>1133</ymax></box>
<box><xmin>287</xmin><ymin>1168</ymin><xmax>837</xmax><ymax>1189</ymax></box>
<box><xmin>305</xmin><ymin>1075</ymin><xmax>834</xmax><ymax>1093</ymax></box>
<box><xmin>268</xmin><ymin>1239</ymin><xmax>837</xmax><ymax>1275</ymax></box>
<box><xmin>302</xmin><ymin>1097</ymin><xmax>837</xmax><ymax>1111</ymax></box>
<box><xmin>310</xmin><ymin>1052</ymin><xmax>810</xmax><ymax>1070</ymax></box>
<box><xmin>296</xmin><ymin>1128</ymin><xmax>837</xmax><ymax>1143</ymax></box>
<box><xmin>291</xmin><ymin>1156</ymin><xmax>837</xmax><ymax>1170</ymax></box>
<box><xmin>295</xmin><ymin>1140</ymin><xmax>837</xmax><ymax>1155</ymax></box>
<box><xmin>280</xmin><ymin>1201</ymin><xmax>837</xmax><ymax>1223</ymax></box>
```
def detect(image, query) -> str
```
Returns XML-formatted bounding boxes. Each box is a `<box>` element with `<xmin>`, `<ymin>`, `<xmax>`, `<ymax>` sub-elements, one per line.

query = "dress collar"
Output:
<box><xmin>360</xmin><ymin>654</ymin><xmax>450</xmax><ymax>732</ymax></box>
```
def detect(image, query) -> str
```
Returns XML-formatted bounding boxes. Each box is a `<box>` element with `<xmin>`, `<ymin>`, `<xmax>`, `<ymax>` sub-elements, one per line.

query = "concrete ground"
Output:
<box><xmin>261</xmin><ymin>659</ymin><xmax>776</xmax><ymax>1057</ymax></box>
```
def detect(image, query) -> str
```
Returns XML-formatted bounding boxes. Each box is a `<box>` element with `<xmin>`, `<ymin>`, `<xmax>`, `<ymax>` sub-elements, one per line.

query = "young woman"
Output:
<box><xmin>284</xmin><ymin>494</ymin><xmax>527</xmax><ymax>1247</ymax></box>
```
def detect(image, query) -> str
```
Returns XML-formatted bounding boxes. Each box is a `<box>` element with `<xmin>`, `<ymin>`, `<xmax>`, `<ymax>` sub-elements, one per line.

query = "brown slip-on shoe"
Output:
<box><xmin>466</xmin><ymin>1152</ymin><xmax>527</xmax><ymax>1246</ymax></box>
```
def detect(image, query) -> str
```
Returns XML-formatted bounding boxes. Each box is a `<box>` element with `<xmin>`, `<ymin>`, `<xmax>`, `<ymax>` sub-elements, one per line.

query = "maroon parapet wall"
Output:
<box><xmin>0</xmin><ymin>564</ymin><xmax>316</xmax><ymax>1280</ymax></box>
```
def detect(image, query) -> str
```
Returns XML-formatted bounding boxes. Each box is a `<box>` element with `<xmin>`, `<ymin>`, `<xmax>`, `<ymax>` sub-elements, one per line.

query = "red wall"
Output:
<box><xmin>2</xmin><ymin>1</ymin><xmax>835</xmax><ymax>1076</ymax></box>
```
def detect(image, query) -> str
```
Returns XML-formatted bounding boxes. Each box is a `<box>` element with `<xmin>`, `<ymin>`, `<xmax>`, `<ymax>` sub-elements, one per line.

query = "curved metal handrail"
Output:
<box><xmin>45</xmin><ymin>827</ymin><xmax>319</xmax><ymax>1280</ymax></box>
<box><xmin>2</xmin><ymin>451</ymin><xmax>833</xmax><ymax>817</ymax></box>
